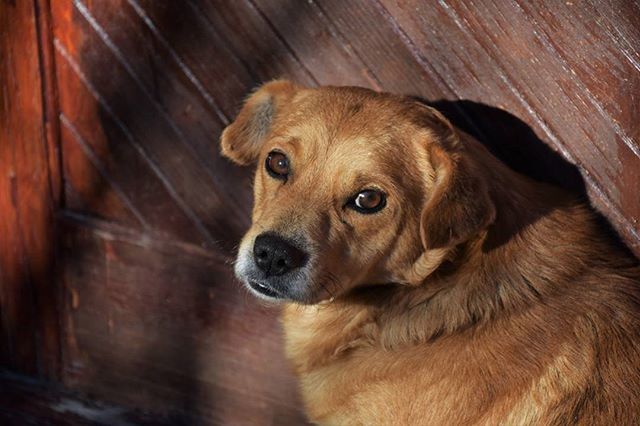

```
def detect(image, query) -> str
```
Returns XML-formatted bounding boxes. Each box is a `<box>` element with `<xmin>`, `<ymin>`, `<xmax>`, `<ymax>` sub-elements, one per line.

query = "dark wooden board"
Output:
<box><xmin>58</xmin><ymin>215</ymin><xmax>308</xmax><ymax>425</ymax></box>
<box><xmin>51</xmin><ymin>0</ymin><xmax>253</xmax><ymax>254</ymax></box>
<box><xmin>191</xmin><ymin>0</ymin><xmax>317</xmax><ymax>86</ymax></box>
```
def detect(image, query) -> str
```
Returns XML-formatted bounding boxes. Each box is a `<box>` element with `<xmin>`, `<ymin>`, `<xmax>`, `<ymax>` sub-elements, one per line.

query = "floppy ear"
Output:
<box><xmin>416</xmin><ymin>105</ymin><xmax>496</xmax><ymax>249</ymax></box>
<box><xmin>220</xmin><ymin>80</ymin><xmax>300</xmax><ymax>165</ymax></box>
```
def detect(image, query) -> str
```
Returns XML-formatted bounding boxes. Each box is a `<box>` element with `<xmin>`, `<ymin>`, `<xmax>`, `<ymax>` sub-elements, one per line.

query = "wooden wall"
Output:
<box><xmin>0</xmin><ymin>0</ymin><xmax>61</xmax><ymax>380</ymax></box>
<box><xmin>1</xmin><ymin>0</ymin><xmax>639</xmax><ymax>424</ymax></box>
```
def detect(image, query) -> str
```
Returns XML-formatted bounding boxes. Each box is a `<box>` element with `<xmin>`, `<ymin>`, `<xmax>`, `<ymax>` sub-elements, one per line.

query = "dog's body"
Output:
<box><xmin>282</xmin><ymin>199</ymin><xmax>640</xmax><ymax>425</ymax></box>
<box><xmin>221</xmin><ymin>81</ymin><xmax>640</xmax><ymax>425</ymax></box>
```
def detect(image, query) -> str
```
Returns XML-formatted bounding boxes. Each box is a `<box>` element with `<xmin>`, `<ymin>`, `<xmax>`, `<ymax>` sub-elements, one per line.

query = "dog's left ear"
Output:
<box><xmin>415</xmin><ymin>105</ymin><xmax>496</xmax><ymax>249</ymax></box>
<box><xmin>220</xmin><ymin>80</ymin><xmax>300</xmax><ymax>165</ymax></box>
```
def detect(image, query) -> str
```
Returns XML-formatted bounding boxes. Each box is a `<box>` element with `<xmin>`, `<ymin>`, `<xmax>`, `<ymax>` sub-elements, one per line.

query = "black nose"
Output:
<box><xmin>253</xmin><ymin>233</ymin><xmax>308</xmax><ymax>276</ymax></box>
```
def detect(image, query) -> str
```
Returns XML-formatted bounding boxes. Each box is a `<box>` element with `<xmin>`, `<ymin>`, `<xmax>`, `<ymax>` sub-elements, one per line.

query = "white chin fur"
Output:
<box><xmin>233</xmin><ymin>244</ymin><xmax>253</xmax><ymax>285</ymax></box>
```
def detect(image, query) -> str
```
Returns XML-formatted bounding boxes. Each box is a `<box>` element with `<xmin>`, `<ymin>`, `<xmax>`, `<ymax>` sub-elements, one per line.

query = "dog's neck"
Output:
<box><xmin>372</xmin><ymin>141</ymin><xmax>599</xmax><ymax>347</ymax></box>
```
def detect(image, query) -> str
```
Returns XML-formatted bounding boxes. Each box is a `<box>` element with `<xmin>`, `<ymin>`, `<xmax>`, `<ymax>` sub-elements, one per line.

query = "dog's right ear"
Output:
<box><xmin>220</xmin><ymin>80</ymin><xmax>300</xmax><ymax>165</ymax></box>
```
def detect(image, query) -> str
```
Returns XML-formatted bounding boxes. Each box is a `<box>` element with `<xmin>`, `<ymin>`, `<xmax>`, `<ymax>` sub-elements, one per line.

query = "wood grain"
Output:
<box><xmin>0</xmin><ymin>0</ymin><xmax>61</xmax><ymax>378</ymax></box>
<box><xmin>59</xmin><ymin>214</ymin><xmax>308</xmax><ymax>425</ymax></box>
<box><xmin>51</xmin><ymin>0</ymin><xmax>255</xmax><ymax>253</ymax></box>
<box><xmin>376</xmin><ymin>0</ymin><xmax>640</xmax><ymax>253</ymax></box>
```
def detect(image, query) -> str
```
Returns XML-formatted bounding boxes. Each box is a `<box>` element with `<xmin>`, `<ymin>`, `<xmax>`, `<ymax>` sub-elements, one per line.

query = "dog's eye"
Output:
<box><xmin>265</xmin><ymin>151</ymin><xmax>289</xmax><ymax>180</ymax></box>
<box><xmin>348</xmin><ymin>189</ymin><xmax>386</xmax><ymax>214</ymax></box>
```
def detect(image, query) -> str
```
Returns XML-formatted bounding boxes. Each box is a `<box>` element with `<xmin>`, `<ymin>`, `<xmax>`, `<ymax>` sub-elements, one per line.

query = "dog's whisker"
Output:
<box><xmin>314</xmin><ymin>274</ymin><xmax>335</xmax><ymax>302</ymax></box>
<box><xmin>325</xmin><ymin>271</ymin><xmax>343</xmax><ymax>294</ymax></box>
<box><xmin>323</xmin><ymin>272</ymin><xmax>342</xmax><ymax>297</ymax></box>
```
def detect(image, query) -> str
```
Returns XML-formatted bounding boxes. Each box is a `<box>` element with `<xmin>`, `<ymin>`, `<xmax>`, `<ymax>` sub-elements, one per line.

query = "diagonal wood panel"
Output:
<box><xmin>516</xmin><ymin>1</ymin><xmax>640</xmax><ymax>144</ymax></box>
<box><xmin>376</xmin><ymin>0</ymin><xmax>640</xmax><ymax>253</ymax></box>
<box><xmin>249</xmin><ymin>0</ymin><xmax>381</xmax><ymax>88</ymax></box>
<box><xmin>53</xmin><ymin>27</ymin><xmax>212</xmax><ymax>245</ymax></box>
<box><xmin>52</xmin><ymin>0</ymin><xmax>254</xmax><ymax>251</ymax></box>
<box><xmin>190</xmin><ymin>0</ymin><xmax>317</xmax><ymax>86</ymax></box>
<box><xmin>60</xmin><ymin>114</ymin><xmax>147</xmax><ymax>229</ymax></box>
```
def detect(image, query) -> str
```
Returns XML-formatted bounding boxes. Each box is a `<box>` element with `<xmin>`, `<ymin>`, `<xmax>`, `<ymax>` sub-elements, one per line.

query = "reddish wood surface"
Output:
<box><xmin>0</xmin><ymin>0</ymin><xmax>61</xmax><ymax>378</ymax></box>
<box><xmin>1</xmin><ymin>0</ymin><xmax>639</xmax><ymax>424</ymax></box>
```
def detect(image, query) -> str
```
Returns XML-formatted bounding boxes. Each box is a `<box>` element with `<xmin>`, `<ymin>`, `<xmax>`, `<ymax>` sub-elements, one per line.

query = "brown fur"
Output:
<box><xmin>221</xmin><ymin>81</ymin><xmax>640</xmax><ymax>425</ymax></box>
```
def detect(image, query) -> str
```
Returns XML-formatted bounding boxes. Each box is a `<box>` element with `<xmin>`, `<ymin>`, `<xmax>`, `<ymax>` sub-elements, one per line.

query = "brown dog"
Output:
<box><xmin>220</xmin><ymin>80</ymin><xmax>640</xmax><ymax>425</ymax></box>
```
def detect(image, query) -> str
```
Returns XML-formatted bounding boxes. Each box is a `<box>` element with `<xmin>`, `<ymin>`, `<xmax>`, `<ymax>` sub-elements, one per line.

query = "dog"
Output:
<box><xmin>220</xmin><ymin>80</ymin><xmax>640</xmax><ymax>425</ymax></box>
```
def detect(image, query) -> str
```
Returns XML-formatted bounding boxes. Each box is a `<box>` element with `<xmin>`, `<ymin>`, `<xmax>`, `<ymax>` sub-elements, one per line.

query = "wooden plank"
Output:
<box><xmin>434</xmin><ymin>0</ymin><xmax>640</xmax><ymax>206</ymax></box>
<box><xmin>0</xmin><ymin>0</ymin><xmax>61</xmax><ymax>378</ymax></box>
<box><xmin>374</xmin><ymin>0</ymin><xmax>640</xmax><ymax>255</ymax></box>
<box><xmin>51</xmin><ymin>0</ymin><xmax>253</xmax><ymax>254</ymax></box>
<box><xmin>311</xmin><ymin>0</ymin><xmax>454</xmax><ymax>97</ymax></box>
<box><xmin>59</xmin><ymin>215</ymin><xmax>308</xmax><ymax>425</ymax></box>
<box><xmin>54</xmin><ymin>51</ymin><xmax>208</xmax><ymax>244</ymax></box>
<box><xmin>60</xmin><ymin>116</ymin><xmax>145</xmax><ymax>230</ymax></box>
<box><xmin>69</xmin><ymin>0</ymin><xmax>263</xmax><ymax>232</ymax></box>
<box><xmin>64</xmin><ymin>0</ymin><xmax>252</xmax><ymax>187</ymax></box>
<box><xmin>120</xmin><ymin>0</ymin><xmax>254</xmax><ymax>121</ymax></box>
<box><xmin>189</xmin><ymin>0</ymin><xmax>317</xmax><ymax>86</ymax></box>
<box><xmin>516</xmin><ymin>1</ymin><xmax>640</xmax><ymax>144</ymax></box>
<box><xmin>249</xmin><ymin>0</ymin><xmax>380</xmax><ymax>88</ymax></box>
<box><xmin>34</xmin><ymin>0</ymin><xmax>64</xmax><ymax>209</ymax></box>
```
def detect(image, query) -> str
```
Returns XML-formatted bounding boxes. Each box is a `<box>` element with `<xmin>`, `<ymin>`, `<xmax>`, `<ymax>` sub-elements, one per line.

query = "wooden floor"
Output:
<box><xmin>1</xmin><ymin>0</ymin><xmax>639</xmax><ymax>424</ymax></box>
<box><xmin>0</xmin><ymin>370</ymin><xmax>179</xmax><ymax>425</ymax></box>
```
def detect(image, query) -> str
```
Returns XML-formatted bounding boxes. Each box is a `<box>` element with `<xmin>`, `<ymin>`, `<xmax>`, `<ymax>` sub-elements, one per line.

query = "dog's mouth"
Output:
<box><xmin>248</xmin><ymin>280</ymin><xmax>282</xmax><ymax>299</ymax></box>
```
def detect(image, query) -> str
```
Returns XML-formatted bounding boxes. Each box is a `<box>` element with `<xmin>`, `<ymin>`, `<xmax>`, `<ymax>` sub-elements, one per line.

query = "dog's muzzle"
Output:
<box><xmin>237</xmin><ymin>232</ymin><xmax>310</xmax><ymax>300</ymax></box>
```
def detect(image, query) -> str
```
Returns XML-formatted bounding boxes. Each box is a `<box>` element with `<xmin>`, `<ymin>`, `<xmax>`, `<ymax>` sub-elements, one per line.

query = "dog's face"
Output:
<box><xmin>221</xmin><ymin>81</ymin><xmax>494</xmax><ymax>304</ymax></box>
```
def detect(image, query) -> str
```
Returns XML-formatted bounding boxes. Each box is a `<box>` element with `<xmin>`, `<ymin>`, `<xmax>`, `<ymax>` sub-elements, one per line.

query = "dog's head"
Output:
<box><xmin>221</xmin><ymin>81</ymin><xmax>495</xmax><ymax>303</ymax></box>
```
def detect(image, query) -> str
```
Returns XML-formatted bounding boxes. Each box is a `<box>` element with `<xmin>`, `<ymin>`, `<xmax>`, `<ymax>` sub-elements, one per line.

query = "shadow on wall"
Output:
<box><xmin>429</xmin><ymin>99</ymin><xmax>585</xmax><ymax>193</ymax></box>
<box><xmin>421</xmin><ymin>98</ymin><xmax>632</xmax><ymax>255</ymax></box>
